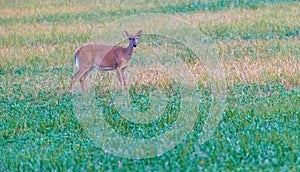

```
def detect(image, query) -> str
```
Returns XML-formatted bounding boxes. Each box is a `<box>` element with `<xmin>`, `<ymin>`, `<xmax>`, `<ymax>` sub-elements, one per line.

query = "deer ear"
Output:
<box><xmin>135</xmin><ymin>30</ymin><xmax>143</xmax><ymax>37</ymax></box>
<box><xmin>124</xmin><ymin>31</ymin><xmax>129</xmax><ymax>37</ymax></box>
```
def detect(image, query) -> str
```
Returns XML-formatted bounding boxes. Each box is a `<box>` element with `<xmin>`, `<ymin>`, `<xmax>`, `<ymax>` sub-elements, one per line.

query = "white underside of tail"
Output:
<box><xmin>75</xmin><ymin>56</ymin><xmax>79</xmax><ymax>69</ymax></box>
<box><xmin>74</xmin><ymin>47</ymin><xmax>80</xmax><ymax>69</ymax></box>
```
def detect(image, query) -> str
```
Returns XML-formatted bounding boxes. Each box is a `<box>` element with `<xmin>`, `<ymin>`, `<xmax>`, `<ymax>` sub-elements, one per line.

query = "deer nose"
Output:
<box><xmin>133</xmin><ymin>44</ymin><xmax>137</xmax><ymax>47</ymax></box>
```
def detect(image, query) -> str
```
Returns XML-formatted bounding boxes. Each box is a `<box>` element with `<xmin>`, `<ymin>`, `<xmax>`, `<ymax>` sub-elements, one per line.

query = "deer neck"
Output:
<box><xmin>124</xmin><ymin>44</ymin><xmax>134</xmax><ymax>60</ymax></box>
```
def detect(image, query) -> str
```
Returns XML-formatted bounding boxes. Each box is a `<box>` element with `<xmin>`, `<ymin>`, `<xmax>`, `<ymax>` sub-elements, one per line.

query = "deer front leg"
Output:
<box><xmin>121</xmin><ymin>68</ymin><xmax>126</xmax><ymax>88</ymax></box>
<box><xmin>116</xmin><ymin>68</ymin><xmax>125</xmax><ymax>90</ymax></box>
<box><xmin>116</xmin><ymin>61</ymin><xmax>128</xmax><ymax>90</ymax></box>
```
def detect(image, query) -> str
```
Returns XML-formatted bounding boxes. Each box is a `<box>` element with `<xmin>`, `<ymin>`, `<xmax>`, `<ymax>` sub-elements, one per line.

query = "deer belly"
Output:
<box><xmin>93</xmin><ymin>64</ymin><xmax>115</xmax><ymax>71</ymax></box>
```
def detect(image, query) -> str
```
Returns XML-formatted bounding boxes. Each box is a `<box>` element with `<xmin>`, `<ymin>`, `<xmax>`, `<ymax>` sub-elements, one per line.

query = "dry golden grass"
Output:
<box><xmin>3</xmin><ymin>2</ymin><xmax>298</xmax><ymax>38</ymax></box>
<box><xmin>1</xmin><ymin>1</ymin><xmax>299</xmax><ymax>91</ymax></box>
<box><xmin>180</xmin><ymin>2</ymin><xmax>300</xmax><ymax>28</ymax></box>
<box><xmin>123</xmin><ymin>60</ymin><xmax>299</xmax><ymax>90</ymax></box>
<box><xmin>195</xmin><ymin>38</ymin><xmax>299</xmax><ymax>88</ymax></box>
<box><xmin>0</xmin><ymin>45</ymin><xmax>54</xmax><ymax>59</ymax></box>
<box><xmin>1</xmin><ymin>3</ymin><xmax>97</xmax><ymax>18</ymax></box>
<box><xmin>1</xmin><ymin>7</ymin><xmax>79</xmax><ymax>18</ymax></box>
<box><xmin>126</xmin><ymin>54</ymin><xmax>299</xmax><ymax>90</ymax></box>
<box><xmin>217</xmin><ymin>38</ymin><xmax>300</xmax><ymax>59</ymax></box>
<box><xmin>132</xmin><ymin>69</ymin><xmax>173</xmax><ymax>89</ymax></box>
<box><xmin>0</xmin><ymin>43</ymin><xmax>77</xmax><ymax>67</ymax></box>
<box><xmin>1</xmin><ymin>37</ymin><xmax>298</xmax><ymax>89</ymax></box>
<box><xmin>0</xmin><ymin>23</ymin><xmax>95</xmax><ymax>37</ymax></box>
<box><xmin>190</xmin><ymin>55</ymin><xmax>299</xmax><ymax>89</ymax></box>
<box><xmin>0</xmin><ymin>1</ymin><xmax>186</xmax><ymax>18</ymax></box>
<box><xmin>222</xmin><ymin>56</ymin><xmax>299</xmax><ymax>88</ymax></box>
<box><xmin>133</xmin><ymin>36</ymin><xmax>300</xmax><ymax>89</ymax></box>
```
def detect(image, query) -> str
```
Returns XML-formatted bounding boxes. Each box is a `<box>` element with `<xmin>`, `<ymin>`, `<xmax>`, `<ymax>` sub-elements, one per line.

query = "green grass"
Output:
<box><xmin>1</xmin><ymin>83</ymin><xmax>299</xmax><ymax>171</ymax></box>
<box><xmin>1</xmin><ymin>0</ymin><xmax>300</xmax><ymax>171</ymax></box>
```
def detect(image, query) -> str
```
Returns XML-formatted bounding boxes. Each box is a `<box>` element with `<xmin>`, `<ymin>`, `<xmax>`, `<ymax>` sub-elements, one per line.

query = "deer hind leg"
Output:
<box><xmin>79</xmin><ymin>67</ymin><xmax>93</xmax><ymax>93</ymax></box>
<box><xmin>116</xmin><ymin>65</ymin><xmax>128</xmax><ymax>90</ymax></box>
<box><xmin>69</xmin><ymin>67</ymin><xmax>90</xmax><ymax>93</ymax></box>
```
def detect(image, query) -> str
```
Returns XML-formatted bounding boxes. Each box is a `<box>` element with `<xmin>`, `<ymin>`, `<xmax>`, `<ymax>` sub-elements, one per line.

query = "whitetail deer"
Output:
<box><xmin>70</xmin><ymin>30</ymin><xmax>143</xmax><ymax>93</ymax></box>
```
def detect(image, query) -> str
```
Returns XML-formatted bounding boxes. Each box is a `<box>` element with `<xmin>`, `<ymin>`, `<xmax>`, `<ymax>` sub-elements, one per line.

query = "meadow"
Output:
<box><xmin>0</xmin><ymin>0</ymin><xmax>299</xmax><ymax>171</ymax></box>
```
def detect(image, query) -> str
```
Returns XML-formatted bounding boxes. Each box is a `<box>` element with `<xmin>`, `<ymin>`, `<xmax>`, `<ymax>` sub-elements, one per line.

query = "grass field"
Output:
<box><xmin>1</xmin><ymin>0</ymin><xmax>300</xmax><ymax>171</ymax></box>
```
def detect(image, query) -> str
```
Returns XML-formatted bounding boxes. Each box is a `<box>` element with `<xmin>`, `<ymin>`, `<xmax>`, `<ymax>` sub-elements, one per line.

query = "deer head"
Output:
<box><xmin>124</xmin><ymin>30</ymin><xmax>143</xmax><ymax>47</ymax></box>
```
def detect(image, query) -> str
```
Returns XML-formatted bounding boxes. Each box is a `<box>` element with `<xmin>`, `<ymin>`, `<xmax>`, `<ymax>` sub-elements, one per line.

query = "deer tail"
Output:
<box><xmin>74</xmin><ymin>47</ymin><xmax>83</xmax><ymax>69</ymax></box>
<box><xmin>74</xmin><ymin>54</ymin><xmax>79</xmax><ymax>69</ymax></box>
